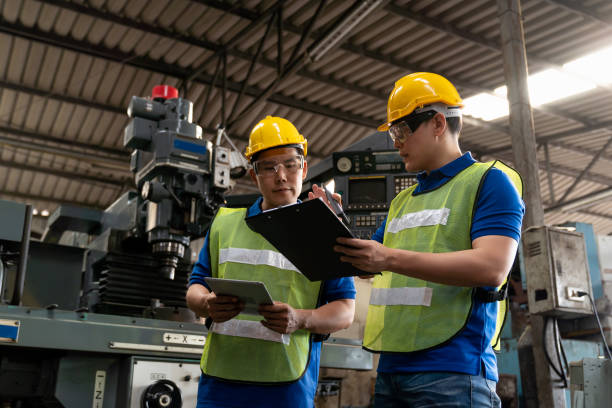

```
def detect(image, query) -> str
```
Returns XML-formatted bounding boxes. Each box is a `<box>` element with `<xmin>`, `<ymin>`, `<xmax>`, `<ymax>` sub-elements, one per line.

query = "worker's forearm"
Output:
<box><xmin>186</xmin><ymin>284</ymin><xmax>212</xmax><ymax>318</ymax></box>
<box><xmin>386</xmin><ymin>247</ymin><xmax>512</xmax><ymax>287</ymax></box>
<box><xmin>298</xmin><ymin>299</ymin><xmax>355</xmax><ymax>334</ymax></box>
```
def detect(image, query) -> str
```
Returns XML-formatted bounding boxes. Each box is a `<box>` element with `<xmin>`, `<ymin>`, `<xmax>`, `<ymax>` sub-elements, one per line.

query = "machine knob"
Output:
<box><xmin>141</xmin><ymin>379</ymin><xmax>182</xmax><ymax>408</ymax></box>
<box><xmin>336</xmin><ymin>157</ymin><xmax>352</xmax><ymax>173</ymax></box>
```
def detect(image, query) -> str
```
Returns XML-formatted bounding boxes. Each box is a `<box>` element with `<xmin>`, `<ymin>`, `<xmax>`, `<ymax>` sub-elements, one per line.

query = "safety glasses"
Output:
<box><xmin>388</xmin><ymin>110</ymin><xmax>436</xmax><ymax>143</ymax></box>
<box><xmin>253</xmin><ymin>155</ymin><xmax>304</xmax><ymax>178</ymax></box>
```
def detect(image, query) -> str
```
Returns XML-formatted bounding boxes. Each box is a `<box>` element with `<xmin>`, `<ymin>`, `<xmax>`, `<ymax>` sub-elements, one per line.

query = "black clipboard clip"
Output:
<box><xmin>323</xmin><ymin>188</ymin><xmax>351</xmax><ymax>226</ymax></box>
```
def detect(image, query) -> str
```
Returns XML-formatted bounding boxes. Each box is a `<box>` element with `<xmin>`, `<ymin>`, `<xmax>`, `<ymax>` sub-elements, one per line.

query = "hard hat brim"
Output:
<box><xmin>377</xmin><ymin>122</ymin><xmax>391</xmax><ymax>132</ymax></box>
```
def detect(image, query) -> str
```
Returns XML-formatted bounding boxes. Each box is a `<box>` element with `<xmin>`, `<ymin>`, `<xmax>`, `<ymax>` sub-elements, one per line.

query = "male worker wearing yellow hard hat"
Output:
<box><xmin>335</xmin><ymin>72</ymin><xmax>525</xmax><ymax>407</ymax></box>
<box><xmin>186</xmin><ymin>116</ymin><xmax>355</xmax><ymax>408</ymax></box>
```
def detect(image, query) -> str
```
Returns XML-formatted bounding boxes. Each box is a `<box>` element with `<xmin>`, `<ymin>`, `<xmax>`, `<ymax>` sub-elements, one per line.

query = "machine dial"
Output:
<box><xmin>141</xmin><ymin>379</ymin><xmax>182</xmax><ymax>408</ymax></box>
<box><xmin>336</xmin><ymin>157</ymin><xmax>352</xmax><ymax>173</ymax></box>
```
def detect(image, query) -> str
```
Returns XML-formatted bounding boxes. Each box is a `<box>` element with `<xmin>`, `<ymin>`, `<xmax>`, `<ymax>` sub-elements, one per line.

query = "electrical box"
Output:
<box><xmin>523</xmin><ymin>226</ymin><xmax>594</xmax><ymax>318</ymax></box>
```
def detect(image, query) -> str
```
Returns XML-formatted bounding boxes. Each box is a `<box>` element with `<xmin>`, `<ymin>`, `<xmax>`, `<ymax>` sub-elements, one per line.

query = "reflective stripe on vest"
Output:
<box><xmin>387</xmin><ymin>208</ymin><xmax>451</xmax><ymax>233</ymax></box>
<box><xmin>201</xmin><ymin>207</ymin><xmax>322</xmax><ymax>384</ymax></box>
<box><xmin>211</xmin><ymin>320</ymin><xmax>290</xmax><ymax>345</ymax></box>
<box><xmin>363</xmin><ymin>161</ymin><xmax>521</xmax><ymax>354</ymax></box>
<box><xmin>219</xmin><ymin>247</ymin><xmax>301</xmax><ymax>273</ymax></box>
<box><xmin>370</xmin><ymin>287</ymin><xmax>433</xmax><ymax>306</ymax></box>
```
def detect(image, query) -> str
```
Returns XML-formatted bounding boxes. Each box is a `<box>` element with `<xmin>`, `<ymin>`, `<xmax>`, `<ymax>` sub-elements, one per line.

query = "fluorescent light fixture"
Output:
<box><xmin>41</xmin><ymin>209</ymin><xmax>50</xmax><ymax>217</ymax></box>
<box><xmin>564</xmin><ymin>45</ymin><xmax>612</xmax><ymax>86</ymax></box>
<box><xmin>462</xmin><ymin>93</ymin><xmax>509</xmax><ymax>121</ymax></box>
<box><xmin>463</xmin><ymin>45</ymin><xmax>608</xmax><ymax>121</ymax></box>
<box><xmin>32</xmin><ymin>208</ymin><xmax>39</xmax><ymax>216</ymax></box>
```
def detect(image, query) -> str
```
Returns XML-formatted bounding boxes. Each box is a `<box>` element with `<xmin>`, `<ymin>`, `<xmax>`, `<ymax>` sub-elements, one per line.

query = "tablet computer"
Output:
<box><xmin>204</xmin><ymin>277</ymin><xmax>274</xmax><ymax>315</ymax></box>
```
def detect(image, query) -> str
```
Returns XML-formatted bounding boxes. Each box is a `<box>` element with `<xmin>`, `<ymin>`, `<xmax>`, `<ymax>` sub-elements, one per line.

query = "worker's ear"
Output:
<box><xmin>302</xmin><ymin>160</ymin><xmax>308</xmax><ymax>181</ymax></box>
<box><xmin>249</xmin><ymin>168</ymin><xmax>259</xmax><ymax>186</ymax></box>
<box><xmin>432</xmin><ymin>113</ymin><xmax>447</xmax><ymax>138</ymax></box>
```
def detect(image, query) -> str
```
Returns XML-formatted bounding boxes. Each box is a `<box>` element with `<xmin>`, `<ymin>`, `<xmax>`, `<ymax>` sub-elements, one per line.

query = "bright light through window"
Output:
<box><xmin>564</xmin><ymin>45</ymin><xmax>612</xmax><ymax>86</ymax></box>
<box><xmin>527</xmin><ymin>69</ymin><xmax>596</xmax><ymax>106</ymax></box>
<box><xmin>462</xmin><ymin>93</ymin><xmax>509</xmax><ymax>121</ymax></box>
<box><xmin>463</xmin><ymin>45</ymin><xmax>607</xmax><ymax>121</ymax></box>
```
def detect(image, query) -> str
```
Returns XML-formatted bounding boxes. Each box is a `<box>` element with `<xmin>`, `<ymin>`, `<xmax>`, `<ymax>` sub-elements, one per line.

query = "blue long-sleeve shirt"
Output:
<box><xmin>190</xmin><ymin>197</ymin><xmax>356</xmax><ymax>408</ymax></box>
<box><xmin>372</xmin><ymin>152</ymin><xmax>524</xmax><ymax>381</ymax></box>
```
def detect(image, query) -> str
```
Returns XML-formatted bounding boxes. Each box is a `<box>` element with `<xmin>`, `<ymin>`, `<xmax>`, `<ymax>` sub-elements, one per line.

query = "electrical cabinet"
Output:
<box><xmin>523</xmin><ymin>226</ymin><xmax>594</xmax><ymax>318</ymax></box>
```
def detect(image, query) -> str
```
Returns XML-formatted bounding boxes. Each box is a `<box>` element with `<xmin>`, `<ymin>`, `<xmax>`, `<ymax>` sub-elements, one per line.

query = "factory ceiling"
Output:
<box><xmin>1</xmin><ymin>0</ymin><xmax>612</xmax><ymax>234</ymax></box>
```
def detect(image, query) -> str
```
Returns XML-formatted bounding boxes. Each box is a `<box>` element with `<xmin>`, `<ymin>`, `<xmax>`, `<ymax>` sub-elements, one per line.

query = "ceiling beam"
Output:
<box><xmin>0</xmin><ymin>190</ymin><xmax>107</xmax><ymax>209</ymax></box>
<box><xmin>195</xmin><ymin>1</ymin><xmax>612</xmax><ymax>144</ymax></box>
<box><xmin>544</xmin><ymin>0</ymin><xmax>612</xmax><ymax>27</ymax></box>
<box><xmin>545</xmin><ymin>187</ymin><xmax>612</xmax><ymax>213</ymax></box>
<box><xmin>0</xmin><ymin>17</ymin><xmax>379</xmax><ymax>130</ymax></box>
<box><xmin>488</xmin><ymin>119</ymin><xmax>612</xmax><ymax>155</ymax></box>
<box><xmin>0</xmin><ymin>160</ymin><xmax>132</xmax><ymax>188</ymax></box>
<box><xmin>385</xmin><ymin>2</ymin><xmax>612</xmax><ymax>92</ymax></box>
<box><xmin>31</xmin><ymin>0</ymin><xmax>612</xmax><ymax>148</ymax></box>
<box><xmin>37</xmin><ymin>0</ymin><xmax>386</xmax><ymax>106</ymax></box>
<box><xmin>0</xmin><ymin>126</ymin><xmax>129</xmax><ymax>166</ymax></box>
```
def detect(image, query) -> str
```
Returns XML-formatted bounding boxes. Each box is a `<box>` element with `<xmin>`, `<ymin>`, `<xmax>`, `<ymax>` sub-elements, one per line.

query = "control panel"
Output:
<box><xmin>328</xmin><ymin>150</ymin><xmax>417</xmax><ymax>240</ymax></box>
<box><xmin>333</xmin><ymin>150</ymin><xmax>406</xmax><ymax>175</ymax></box>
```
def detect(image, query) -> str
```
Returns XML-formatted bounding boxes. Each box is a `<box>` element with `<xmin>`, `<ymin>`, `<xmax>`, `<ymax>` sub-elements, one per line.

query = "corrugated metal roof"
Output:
<box><xmin>1</xmin><ymin>0</ymin><xmax>611</xmax><ymax>234</ymax></box>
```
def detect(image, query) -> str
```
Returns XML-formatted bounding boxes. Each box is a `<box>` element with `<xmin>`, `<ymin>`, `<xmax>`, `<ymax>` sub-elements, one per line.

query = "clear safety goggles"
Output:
<box><xmin>388</xmin><ymin>110</ymin><xmax>437</xmax><ymax>144</ymax></box>
<box><xmin>253</xmin><ymin>155</ymin><xmax>304</xmax><ymax>178</ymax></box>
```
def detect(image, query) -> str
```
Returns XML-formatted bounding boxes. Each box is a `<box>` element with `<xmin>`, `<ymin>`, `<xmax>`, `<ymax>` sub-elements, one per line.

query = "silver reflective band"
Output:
<box><xmin>387</xmin><ymin>208</ymin><xmax>450</xmax><ymax>233</ymax></box>
<box><xmin>370</xmin><ymin>287</ymin><xmax>433</xmax><ymax>306</ymax></box>
<box><xmin>219</xmin><ymin>248</ymin><xmax>301</xmax><ymax>273</ymax></box>
<box><xmin>211</xmin><ymin>320</ymin><xmax>291</xmax><ymax>345</ymax></box>
<box><xmin>414</xmin><ymin>102</ymin><xmax>462</xmax><ymax>118</ymax></box>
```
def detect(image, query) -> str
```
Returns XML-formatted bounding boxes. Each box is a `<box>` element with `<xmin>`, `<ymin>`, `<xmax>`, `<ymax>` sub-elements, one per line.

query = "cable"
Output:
<box><xmin>553</xmin><ymin>317</ymin><xmax>569</xmax><ymax>389</ymax></box>
<box><xmin>542</xmin><ymin>316</ymin><xmax>568</xmax><ymax>386</ymax></box>
<box><xmin>577</xmin><ymin>291</ymin><xmax>612</xmax><ymax>359</ymax></box>
<box><xmin>556</xmin><ymin>318</ymin><xmax>570</xmax><ymax>375</ymax></box>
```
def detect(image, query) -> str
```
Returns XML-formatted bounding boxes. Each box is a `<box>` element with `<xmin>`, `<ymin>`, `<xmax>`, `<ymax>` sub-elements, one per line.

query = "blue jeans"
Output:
<box><xmin>374</xmin><ymin>372</ymin><xmax>501</xmax><ymax>408</ymax></box>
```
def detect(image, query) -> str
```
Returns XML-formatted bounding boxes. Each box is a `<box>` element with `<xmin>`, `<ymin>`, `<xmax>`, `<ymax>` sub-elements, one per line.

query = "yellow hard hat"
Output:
<box><xmin>378</xmin><ymin>72</ymin><xmax>464</xmax><ymax>132</ymax></box>
<box><xmin>245</xmin><ymin>116</ymin><xmax>307</xmax><ymax>160</ymax></box>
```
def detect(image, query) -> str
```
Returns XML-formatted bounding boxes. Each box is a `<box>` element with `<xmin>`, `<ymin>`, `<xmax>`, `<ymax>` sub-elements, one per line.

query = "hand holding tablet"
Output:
<box><xmin>204</xmin><ymin>277</ymin><xmax>274</xmax><ymax>315</ymax></box>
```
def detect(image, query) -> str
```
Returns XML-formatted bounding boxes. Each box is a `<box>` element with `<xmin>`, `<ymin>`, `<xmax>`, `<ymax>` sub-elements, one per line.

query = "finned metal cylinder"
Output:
<box><xmin>152</xmin><ymin>241</ymin><xmax>186</xmax><ymax>280</ymax></box>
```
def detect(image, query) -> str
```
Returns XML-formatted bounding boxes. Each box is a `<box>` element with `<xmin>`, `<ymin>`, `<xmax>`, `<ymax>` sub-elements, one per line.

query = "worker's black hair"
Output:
<box><xmin>446</xmin><ymin>116</ymin><xmax>462</xmax><ymax>136</ymax></box>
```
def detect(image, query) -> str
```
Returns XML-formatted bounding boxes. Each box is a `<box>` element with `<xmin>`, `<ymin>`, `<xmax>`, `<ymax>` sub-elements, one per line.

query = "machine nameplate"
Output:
<box><xmin>0</xmin><ymin>319</ymin><xmax>19</xmax><ymax>342</ymax></box>
<box><xmin>162</xmin><ymin>332</ymin><xmax>206</xmax><ymax>346</ymax></box>
<box><xmin>92</xmin><ymin>370</ymin><xmax>106</xmax><ymax>408</ymax></box>
<box><xmin>109</xmin><ymin>341</ymin><xmax>203</xmax><ymax>355</ymax></box>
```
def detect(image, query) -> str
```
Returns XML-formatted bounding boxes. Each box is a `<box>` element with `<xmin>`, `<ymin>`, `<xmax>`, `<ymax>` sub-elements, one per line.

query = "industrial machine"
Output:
<box><xmin>0</xmin><ymin>87</ymin><xmax>372</xmax><ymax>407</ymax></box>
<box><xmin>0</xmin><ymin>86</ymin><xmax>234</xmax><ymax>407</ymax></box>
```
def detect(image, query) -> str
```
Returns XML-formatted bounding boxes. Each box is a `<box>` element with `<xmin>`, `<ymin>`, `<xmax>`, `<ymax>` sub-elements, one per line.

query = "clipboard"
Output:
<box><xmin>204</xmin><ymin>277</ymin><xmax>274</xmax><ymax>315</ymax></box>
<box><xmin>245</xmin><ymin>198</ymin><xmax>371</xmax><ymax>281</ymax></box>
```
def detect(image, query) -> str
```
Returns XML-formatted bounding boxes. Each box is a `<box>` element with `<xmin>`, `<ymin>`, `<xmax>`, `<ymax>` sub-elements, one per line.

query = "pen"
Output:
<box><xmin>323</xmin><ymin>188</ymin><xmax>351</xmax><ymax>226</ymax></box>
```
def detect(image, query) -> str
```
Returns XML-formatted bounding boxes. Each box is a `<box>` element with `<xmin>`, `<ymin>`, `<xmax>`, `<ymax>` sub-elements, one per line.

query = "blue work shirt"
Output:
<box><xmin>371</xmin><ymin>152</ymin><xmax>524</xmax><ymax>382</ymax></box>
<box><xmin>190</xmin><ymin>197</ymin><xmax>356</xmax><ymax>408</ymax></box>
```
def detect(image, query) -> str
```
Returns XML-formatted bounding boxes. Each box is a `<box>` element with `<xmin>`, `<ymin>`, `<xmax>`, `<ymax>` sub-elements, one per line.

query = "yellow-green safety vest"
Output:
<box><xmin>200</xmin><ymin>207</ymin><xmax>322</xmax><ymax>383</ymax></box>
<box><xmin>363</xmin><ymin>160</ymin><xmax>522</xmax><ymax>354</ymax></box>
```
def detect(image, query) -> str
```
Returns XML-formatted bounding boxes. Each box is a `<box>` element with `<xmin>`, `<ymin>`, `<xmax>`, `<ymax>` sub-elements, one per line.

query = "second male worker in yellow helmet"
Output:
<box><xmin>186</xmin><ymin>116</ymin><xmax>356</xmax><ymax>408</ymax></box>
<box><xmin>335</xmin><ymin>73</ymin><xmax>525</xmax><ymax>407</ymax></box>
